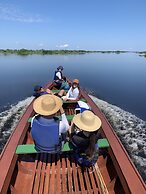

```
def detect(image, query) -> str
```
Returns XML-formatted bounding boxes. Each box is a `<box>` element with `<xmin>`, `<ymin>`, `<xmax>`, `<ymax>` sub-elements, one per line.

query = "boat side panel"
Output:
<box><xmin>80</xmin><ymin>90</ymin><xmax>146</xmax><ymax>194</ymax></box>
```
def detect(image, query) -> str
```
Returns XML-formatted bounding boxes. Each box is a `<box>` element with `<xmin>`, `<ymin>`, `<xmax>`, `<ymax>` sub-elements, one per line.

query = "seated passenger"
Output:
<box><xmin>60</xmin><ymin>76</ymin><xmax>70</xmax><ymax>90</ymax></box>
<box><xmin>53</xmin><ymin>66</ymin><xmax>64</xmax><ymax>89</ymax></box>
<box><xmin>61</xmin><ymin>79</ymin><xmax>80</xmax><ymax>101</ymax></box>
<box><xmin>31</xmin><ymin>94</ymin><xmax>69</xmax><ymax>152</ymax></box>
<box><xmin>33</xmin><ymin>85</ymin><xmax>52</xmax><ymax>98</ymax></box>
<box><xmin>69</xmin><ymin>110</ymin><xmax>101</xmax><ymax>167</ymax></box>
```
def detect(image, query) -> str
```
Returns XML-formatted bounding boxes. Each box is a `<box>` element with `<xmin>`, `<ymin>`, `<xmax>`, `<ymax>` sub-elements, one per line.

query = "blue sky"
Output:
<box><xmin>0</xmin><ymin>0</ymin><xmax>146</xmax><ymax>51</ymax></box>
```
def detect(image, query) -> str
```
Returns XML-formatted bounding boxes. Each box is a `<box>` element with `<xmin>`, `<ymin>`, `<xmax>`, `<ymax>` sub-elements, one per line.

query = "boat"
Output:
<box><xmin>0</xmin><ymin>80</ymin><xmax>146</xmax><ymax>194</ymax></box>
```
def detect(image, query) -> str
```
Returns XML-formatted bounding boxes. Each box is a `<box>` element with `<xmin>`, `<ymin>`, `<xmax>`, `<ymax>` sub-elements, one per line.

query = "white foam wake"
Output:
<box><xmin>90</xmin><ymin>95</ymin><xmax>146</xmax><ymax>183</ymax></box>
<box><xmin>0</xmin><ymin>97</ymin><xmax>34</xmax><ymax>151</ymax></box>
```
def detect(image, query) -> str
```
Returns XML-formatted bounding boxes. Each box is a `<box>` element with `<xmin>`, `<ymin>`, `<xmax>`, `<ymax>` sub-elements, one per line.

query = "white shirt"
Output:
<box><xmin>56</xmin><ymin>71</ymin><xmax>62</xmax><ymax>80</ymax></box>
<box><xmin>66</xmin><ymin>87</ymin><xmax>79</xmax><ymax>100</ymax></box>
<box><xmin>59</xmin><ymin>113</ymin><xmax>69</xmax><ymax>134</ymax></box>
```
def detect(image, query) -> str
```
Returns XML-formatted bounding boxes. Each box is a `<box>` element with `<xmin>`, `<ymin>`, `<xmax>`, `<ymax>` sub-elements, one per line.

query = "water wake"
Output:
<box><xmin>0</xmin><ymin>97</ymin><xmax>34</xmax><ymax>152</ymax></box>
<box><xmin>0</xmin><ymin>95</ymin><xmax>145</xmax><ymax>183</ymax></box>
<box><xmin>90</xmin><ymin>95</ymin><xmax>146</xmax><ymax>183</ymax></box>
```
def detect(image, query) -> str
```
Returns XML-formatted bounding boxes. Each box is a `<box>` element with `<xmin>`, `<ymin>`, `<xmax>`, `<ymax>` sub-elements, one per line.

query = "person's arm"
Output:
<box><xmin>66</xmin><ymin>88</ymin><xmax>79</xmax><ymax>100</ymax></box>
<box><xmin>66</xmin><ymin>88</ymin><xmax>71</xmax><ymax>98</ymax></box>
<box><xmin>60</xmin><ymin>107</ymin><xmax>65</xmax><ymax>114</ymax></box>
<box><xmin>60</xmin><ymin>107</ymin><xmax>69</xmax><ymax>127</ymax></box>
<box><xmin>59</xmin><ymin>107</ymin><xmax>69</xmax><ymax>134</ymax></box>
<box><xmin>46</xmin><ymin>88</ymin><xmax>53</xmax><ymax>94</ymax></box>
<box><xmin>61</xmin><ymin>87</ymin><xmax>71</xmax><ymax>101</ymax></box>
<box><xmin>68</xmin><ymin>121</ymin><xmax>74</xmax><ymax>135</ymax></box>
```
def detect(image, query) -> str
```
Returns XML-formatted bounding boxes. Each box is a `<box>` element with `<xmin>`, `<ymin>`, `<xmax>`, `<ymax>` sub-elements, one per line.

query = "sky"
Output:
<box><xmin>0</xmin><ymin>0</ymin><xmax>146</xmax><ymax>51</ymax></box>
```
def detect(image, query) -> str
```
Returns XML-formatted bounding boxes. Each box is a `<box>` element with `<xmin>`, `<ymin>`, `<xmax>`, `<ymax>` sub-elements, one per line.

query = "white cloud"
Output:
<box><xmin>0</xmin><ymin>3</ymin><xmax>43</xmax><ymax>23</ymax></box>
<box><xmin>56</xmin><ymin>44</ymin><xmax>69</xmax><ymax>48</ymax></box>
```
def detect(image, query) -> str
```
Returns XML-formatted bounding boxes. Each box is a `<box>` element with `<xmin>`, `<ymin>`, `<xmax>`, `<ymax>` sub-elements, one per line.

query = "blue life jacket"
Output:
<box><xmin>31</xmin><ymin>118</ymin><xmax>61</xmax><ymax>153</ymax></box>
<box><xmin>53</xmin><ymin>70</ymin><xmax>63</xmax><ymax>80</ymax></box>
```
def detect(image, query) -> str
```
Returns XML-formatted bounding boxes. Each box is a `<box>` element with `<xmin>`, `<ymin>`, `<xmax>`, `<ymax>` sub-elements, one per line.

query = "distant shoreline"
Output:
<box><xmin>0</xmin><ymin>49</ymin><xmax>146</xmax><ymax>57</ymax></box>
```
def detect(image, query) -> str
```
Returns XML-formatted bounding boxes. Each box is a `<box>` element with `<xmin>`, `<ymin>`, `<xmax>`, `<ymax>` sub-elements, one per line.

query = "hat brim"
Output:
<box><xmin>33</xmin><ymin>94</ymin><xmax>63</xmax><ymax>116</ymax></box>
<box><xmin>72</xmin><ymin>113</ymin><xmax>101</xmax><ymax>132</ymax></box>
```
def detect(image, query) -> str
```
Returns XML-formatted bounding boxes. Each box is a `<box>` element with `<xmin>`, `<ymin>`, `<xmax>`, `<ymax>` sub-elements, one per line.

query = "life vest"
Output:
<box><xmin>31</xmin><ymin>117</ymin><xmax>61</xmax><ymax>152</ymax></box>
<box><xmin>53</xmin><ymin>70</ymin><xmax>63</xmax><ymax>80</ymax></box>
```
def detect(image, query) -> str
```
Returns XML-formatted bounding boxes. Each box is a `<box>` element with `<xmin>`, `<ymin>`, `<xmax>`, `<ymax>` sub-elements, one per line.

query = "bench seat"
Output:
<box><xmin>16</xmin><ymin>138</ymin><xmax>109</xmax><ymax>154</ymax></box>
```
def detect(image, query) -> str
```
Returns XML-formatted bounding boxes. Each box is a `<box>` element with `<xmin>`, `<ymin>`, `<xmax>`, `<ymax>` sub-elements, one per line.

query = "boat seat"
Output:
<box><xmin>16</xmin><ymin>138</ymin><xmax>109</xmax><ymax>154</ymax></box>
<box><xmin>28</xmin><ymin>115</ymin><xmax>74</xmax><ymax>123</ymax></box>
<box><xmin>51</xmin><ymin>89</ymin><xmax>68</xmax><ymax>93</ymax></box>
<box><xmin>63</xmin><ymin>98</ymin><xmax>87</xmax><ymax>103</ymax></box>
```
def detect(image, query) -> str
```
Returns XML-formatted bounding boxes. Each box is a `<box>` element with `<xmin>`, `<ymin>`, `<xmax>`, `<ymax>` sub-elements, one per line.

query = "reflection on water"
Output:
<box><xmin>0</xmin><ymin>53</ymin><xmax>146</xmax><ymax>183</ymax></box>
<box><xmin>0</xmin><ymin>53</ymin><xmax>146</xmax><ymax>120</ymax></box>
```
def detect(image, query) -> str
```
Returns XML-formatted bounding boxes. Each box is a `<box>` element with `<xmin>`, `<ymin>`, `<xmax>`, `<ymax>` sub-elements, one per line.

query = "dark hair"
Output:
<box><xmin>85</xmin><ymin>132</ymin><xmax>97</xmax><ymax>158</ymax></box>
<box><xmin>57</xmin><ymin>66</ymin><xmax>63</xmax><ymax>70</ymax></box>
<box><xmin>34</xmin><ymin>85</ymin><xmax>42</xmax><ymax>92</ymax></box>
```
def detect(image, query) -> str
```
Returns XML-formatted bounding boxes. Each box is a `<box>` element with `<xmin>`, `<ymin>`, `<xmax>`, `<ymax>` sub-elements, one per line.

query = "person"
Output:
<box><xmin>60</xmin><ymin>76</ymin><xmax>70</xmax><ymax>90</ymax></box>
<box><xmin>69</xmin><ymin>110</ymin><xmax>102</xmax><ymax>167</ymax></box>
<box><xmin>54</xmin><ymin>66</ymin><xmax>64</xmax><ymax>89</ymax></box>
<box><xmin>33</xmin><ymin>85</ymin><xmax>52</xmax><ymax>98</ymax></box>
<box><xmin>61</xmin><ymin>79</ymin><xmax>80</xmax><ymax>101</ymax></box>
<box><xmin>31</xmin><ymin>94</ymin><xmax>69</xmax><ymax>152</ymax></box>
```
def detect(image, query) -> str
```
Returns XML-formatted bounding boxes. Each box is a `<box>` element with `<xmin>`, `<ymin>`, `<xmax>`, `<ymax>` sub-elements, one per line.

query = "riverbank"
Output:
<box><xmin>0</xmin><ymin>49</ymin><xmax>129</xmax><ymax>56</ymax></box>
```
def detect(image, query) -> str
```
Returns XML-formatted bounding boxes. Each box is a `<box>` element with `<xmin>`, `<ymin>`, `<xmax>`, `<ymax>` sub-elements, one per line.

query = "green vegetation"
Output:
<box><xmin>137</xmin><ymin>51</ymin><xmax>146</xmax><ymax>58</ymax></box>
<box><xmin>0</xmin><ymin>49</ymin><xmax>129</xmax><ymax>56</ymax></box>
<box><xmin>0</xmin><ymin>49</ymin><xmax>94</xmax><ymax>56</ymax></box>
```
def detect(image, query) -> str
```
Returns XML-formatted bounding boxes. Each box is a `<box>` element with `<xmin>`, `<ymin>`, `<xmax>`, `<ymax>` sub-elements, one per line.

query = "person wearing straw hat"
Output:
<box><xmin>60</xmin><ymin>79</ymin><xmax>80</xmax><ymax>101</ymax></box>
<box><xmin>69</xmin><ymin>110</ymin><xmax>102</xmax><ymax>166</ymax></box>
<box><xmin>31</xmin><ymin>94</ymin><xmax>69</xmax><ymax>152</ymax></box>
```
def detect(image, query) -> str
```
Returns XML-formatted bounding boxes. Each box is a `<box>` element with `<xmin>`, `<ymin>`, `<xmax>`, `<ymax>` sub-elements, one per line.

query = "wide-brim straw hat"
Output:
<box><xmin>33</xmin><ymin>94</ymin><xmax>63</xmax><ymax>116</ymax></box>
<box><xmin>72</xmin><ymin>110</ymin><xmax>101</xmax><ymax>132</ymax></box>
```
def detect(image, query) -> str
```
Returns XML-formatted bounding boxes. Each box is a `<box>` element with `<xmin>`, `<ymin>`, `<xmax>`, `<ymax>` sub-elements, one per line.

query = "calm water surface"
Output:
<box><xmin>0</xmin><ymin>53</ymin><xmax>146</xmax><ymax>120</ymax></box>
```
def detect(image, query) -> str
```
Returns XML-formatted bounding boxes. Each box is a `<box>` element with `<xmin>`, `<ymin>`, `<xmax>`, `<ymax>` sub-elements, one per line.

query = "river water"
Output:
<box><xmin>0</xmin><ymin>53</ymin><xmax>146</xmax><ymax>182</ymax></box>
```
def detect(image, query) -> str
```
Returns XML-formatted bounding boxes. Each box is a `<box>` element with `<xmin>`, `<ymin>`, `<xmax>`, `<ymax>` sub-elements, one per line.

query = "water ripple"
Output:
<box><xmin>90</xmin><ymin>95</ymin><xmax>146</xmax><ymax>183</ymax></box>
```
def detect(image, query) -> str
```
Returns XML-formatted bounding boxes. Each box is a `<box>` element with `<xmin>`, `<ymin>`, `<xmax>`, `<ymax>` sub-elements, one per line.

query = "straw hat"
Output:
<box><xmin>33</xmin><ymin>94</ymin><xmax>63</xmax><ymax>115</ymax></box>
<box><xmin>72</xmin><ymin>110</ymin><xmax>101</xmax><ymax>132</ymax></box>
<box><xmin>73</xmin><ymin>79</ymin><xmax>79</xmax><ymax>84</ymax></box>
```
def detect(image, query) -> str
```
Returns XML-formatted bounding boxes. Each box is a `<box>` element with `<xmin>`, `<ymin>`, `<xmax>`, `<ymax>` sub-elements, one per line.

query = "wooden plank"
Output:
<box><xmin>94</xmin><ymin>163</ymin><xmax>109</xmax><ymax>194</ymax></box>
<box><xmin>55</xmin><ymin>154</ymin><xmax>61</xmax><ymax>194</ymax></box>
<box><xmin>76</xmin><ymin>165</ymin><xmax>86</xmax><ymax>193</ymax></box>
<box><xmin>70</xmin><ymin>155</ymin><xmax>79</xmax><ymax>192</ymax></box>
<box><xmin>88</xmin><ymin>167</ymin><xmax>99</xmax><ymax>193</ymax></box>
<box><xmin>49</xmin><ymin>154</ymin><xmax>55</xmax><ymax>194</ymax></box>
<box><xmin>61</xmin><ymin>154</ymin><xmax>67</xmax><ymax>193</ymax></box>
<box><xmin>83</xmin><ymin>169</ymin><xmax>92</xmax><ymax>193</ymax></box>
<box><xmin>66</xmin><ymin>154</ymin><xmax>72</xmax><ymax>192</ymax></box>
<box><xmin>43</xmin><ymin>154</ymin><xmax>51</xmax><ymax>194</ymax></box>
<box><xmin>33</xmin><ymin>154</ymin><xmax>44</xmax><ymax>194</ymax></box>
<box><xmin>39</xmin><ymin>153</ymin><xmax>47</xmax><ymax>194</ymax></box>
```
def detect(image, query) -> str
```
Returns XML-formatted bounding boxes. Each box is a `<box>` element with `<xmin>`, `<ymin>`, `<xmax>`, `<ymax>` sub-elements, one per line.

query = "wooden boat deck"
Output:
<box><xmin>0</xmin><ymin>82</ymin><xmax>146</xmax><ymax>194</ymax></box>
<box><xmin>11</xmin><ymin>153</ymin><xmax>109</xmax><ymax>194</ymax></box>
